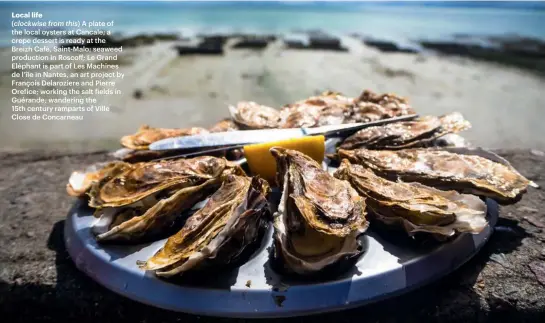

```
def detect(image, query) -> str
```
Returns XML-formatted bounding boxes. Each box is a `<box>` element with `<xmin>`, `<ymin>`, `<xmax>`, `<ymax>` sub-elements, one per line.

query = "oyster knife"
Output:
<box><xmin>149</xmin><ymin>114</ymin><xmax>418</xmax><ymax>151</ymax></box>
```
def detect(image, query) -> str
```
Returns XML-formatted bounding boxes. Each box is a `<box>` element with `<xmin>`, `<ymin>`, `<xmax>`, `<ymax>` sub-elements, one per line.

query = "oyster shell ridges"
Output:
<box><xmin>334</xmin><ymin>159</ymin><xmax>487</xmax><ymax>239</ymax></box>
<box><xmin>340</xmin><ymin>112</ymin><xmax>470</xmax><ymax>150</ymax></box>
<box><xmin>270</xmin><ymin>147</ymin><xmax>368</xmax><ymax>275</ymax></box>
<box><xmin>120</xmin><ymin>125</ymin><xmax>209</xmax><ymax>150</ymax></box>
<box><xmin>141</xmin><ymin>175</ymin><xmax>271</xmax><ymax>277</ymax></box>
<box><xmin>338</xmin><ymin>148</ymin><xmax>531</xmax><ymax>204</ymax></box>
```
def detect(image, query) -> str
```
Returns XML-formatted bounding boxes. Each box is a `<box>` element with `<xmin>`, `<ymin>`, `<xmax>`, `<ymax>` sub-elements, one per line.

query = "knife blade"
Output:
<box><xmin>149</xmin><ymin>114</ymin><xmax>418</xmax><ymax>151</ymax></box>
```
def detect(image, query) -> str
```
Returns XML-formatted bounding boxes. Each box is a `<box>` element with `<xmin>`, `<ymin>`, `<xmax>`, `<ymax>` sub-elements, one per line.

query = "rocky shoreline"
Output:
<box><xmin>61</xmin><ymin>30</ymin><xmax>545</xmax><ymax>75</ymax></box>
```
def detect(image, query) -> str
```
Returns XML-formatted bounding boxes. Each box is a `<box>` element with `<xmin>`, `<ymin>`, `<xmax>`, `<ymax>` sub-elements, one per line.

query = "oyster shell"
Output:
<box><xmin>67</xmin><ymin>161</ymin><xmax>129</xmax><ymax>197</ymax></box>
<box><xmin>340</xmin><ymin>112</ymin><xmax>470</xmax><ymax>150</ymax></box>
<box><xmin>270</xmin><ymin>147</ymin><xmax>368</xmax><ymax>275</ymax></box>
<box><xmin>90</xmin><ymin>156</ymin><xmax>244</xmax><ymax>242</ymax></box>
<box><xmin>208</xmin><ymin>118</ymin><xmax>239</xmax><ymax>132</ymax></box>
<box><xmin>89</xmin><ymin>156</ymin><xmax>243</xmax><ymax>208</ymax></box>
<box><xmin>140</xmin><ymin>175</ymin><xmax>271</xmax><ymax>277</ymax></box>
<box><xmin>120</xmin><ymin>125</ymin><xmax>209</xmax><ymax>150</ymax></box>
<box><xmin>355</xmin><ymin>89</ymin><xmax>416</xmax><ymax>117</ymax></box>
<box><xmin>279</xmin><ymin>91</ymin><xmax>353</xmax><ymax>128</ymax></box>
<box><xmin>229</xmin><ymin>101</ymin><xmax>281</xmax><ymax>129</ymax></box>
<box><xmin>338</xmin><ymin>148</ymin><xmax>531</xmax><ymax>204</ymax></box>
<box><xmin>111</xmin><ymin>148</ymin><xmax>202</xmax><ymax>163</ymax></box>
<box><xmin>334</xmin><ymin>160</ymin><xmax>487</xmax><ymax>238</ymax></box>
<box><xmin>347</xmin><ymin>89</ymin><xmax>416</xmax><ymax>123</ymax></box>
<box><xmin>93</xmin><ymin>179</ymin><xmax>219</xmax><ymax>242</ymax></box>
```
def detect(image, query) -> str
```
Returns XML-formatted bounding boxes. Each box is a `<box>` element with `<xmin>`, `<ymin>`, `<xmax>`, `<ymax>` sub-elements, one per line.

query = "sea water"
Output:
<box><xmin>0</xmin><ymin>1</ymin><xmax>544</xmax><ymax>46</ymax></box>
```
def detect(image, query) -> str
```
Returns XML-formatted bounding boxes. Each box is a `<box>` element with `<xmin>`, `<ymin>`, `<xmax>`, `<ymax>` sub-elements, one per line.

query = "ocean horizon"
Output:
<box><xmin>1</xmin><ymin>1</ymin><xmax>545</xmax><ymax>46</ymax></box>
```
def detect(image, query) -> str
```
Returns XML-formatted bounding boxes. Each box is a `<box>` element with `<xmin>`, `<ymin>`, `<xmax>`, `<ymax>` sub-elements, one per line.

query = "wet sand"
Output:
<box><xmin>1</xmin><ymin>36</ymin><xmax>544</xmax><ymax>150</ymax></box>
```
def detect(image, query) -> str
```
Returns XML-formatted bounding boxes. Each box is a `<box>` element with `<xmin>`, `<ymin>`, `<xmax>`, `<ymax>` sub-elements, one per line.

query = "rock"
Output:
<box><xmin>523</xmin><ymin>215</ymin><xmax>545</xmax><ymax>228</ymax></box>
<box><xmin>528</xmin><ymin>261</ymin><xmax>545</xmax><ymax>286</ymax></box>
<box><xmin>518</xmin><ymin>206</ymin><xmax>539</xmax><ymax>213</ymax></box>
<box><xmin>419</xmin><ymin>35</ymin><xmax>545</xmax><ymax>75</ymax></box>
<box><xmin>133</xmin><ymin>89</ymin><xmax>143</xmax><ymax>99</ymax></box>
<box><xmin>25</xmin><ymin>231</ymin><xmax>35</xmax><ymax>238</ymax></box>
<box><xmin>174</xmin><ymin>37</ymin><xmax>224</xmax><ymax>56</ymax></box>
<box><xmin>309</xmin><ymin>35</ymin><xmax>344</xmax><ymax>51</ymax></box>
<box><xmin>232</xmin><ymin>36</ymin><xmax>272</xmax><ymax>50</ymax></box>
<box><xmin>531</xmin><ymin>149</ymin><xmax>545</xmax><ymax>157</ymax></box>
<box><xmin>283</xmin><ymin>33</ymin><xmax>309</xmax><ymax>49</ymax></box>
<box><xmin>62</xmin><ymin>32</ymin><xmax>180</xmax><ymax>49</ymax></box>
<box><xmin>363</xmin><ymin>38</ymin><xmax>419</xmax><ymax>54</ymax></box>
<box><xmin>283</xmin><ymin>32</ymin><xmax>348</xmax><ymax>52</ymax></box>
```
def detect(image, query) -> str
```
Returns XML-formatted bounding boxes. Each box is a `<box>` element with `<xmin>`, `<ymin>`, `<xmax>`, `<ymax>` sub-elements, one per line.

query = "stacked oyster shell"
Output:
<box><xmin>66</xmin><ymin>88</ymin><xmax>535</xmax><ymax>279</ymax></box>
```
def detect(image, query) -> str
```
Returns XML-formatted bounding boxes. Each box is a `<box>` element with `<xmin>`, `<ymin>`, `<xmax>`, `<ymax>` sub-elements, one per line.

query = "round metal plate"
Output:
<box><xmin>64</xmin><ymin>197</ymin><xmax>497</xmax><ymax>318</ymax></box>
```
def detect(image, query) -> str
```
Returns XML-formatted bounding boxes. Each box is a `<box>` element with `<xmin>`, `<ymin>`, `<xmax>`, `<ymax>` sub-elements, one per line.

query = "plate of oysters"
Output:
<box><xmin>65</xmin><ymin>90</ymin><xmax>535</xmax><ymax>318</ymax></box>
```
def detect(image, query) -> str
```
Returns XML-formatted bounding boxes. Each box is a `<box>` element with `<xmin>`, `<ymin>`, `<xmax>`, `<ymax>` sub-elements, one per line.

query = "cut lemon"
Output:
<box><xmin>244</xmin><ymin>135</ymin><xmax>325</xmax><ymax>185</ymax></box>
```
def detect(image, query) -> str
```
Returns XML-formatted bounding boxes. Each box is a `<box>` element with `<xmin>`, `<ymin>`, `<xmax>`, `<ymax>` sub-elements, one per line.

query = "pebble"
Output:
<box><xmin>25</xmin><ymin>231</ymin><xmax>35</xmax><ymax>238</ymax></box>
<box><xmin>523</xmin><ymin>215</ymin><xmax>545</xmax><ymax>228</ymax></box>
<box><xmin>531</xmin><ymin>149</ymin><xmax>545</xmax><ymax>157</ymax></box>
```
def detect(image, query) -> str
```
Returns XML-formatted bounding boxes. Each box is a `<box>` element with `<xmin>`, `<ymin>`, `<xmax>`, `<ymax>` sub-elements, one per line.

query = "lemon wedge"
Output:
<box><xmin>243</xmin><ymin>135</ymin><xmax>325</xmax><ymax>185</ymax></box>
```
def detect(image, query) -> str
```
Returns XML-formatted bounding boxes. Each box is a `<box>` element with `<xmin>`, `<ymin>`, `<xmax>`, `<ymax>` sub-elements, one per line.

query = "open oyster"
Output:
<box><xmin>89</xmin><ymin>156</ymin><xmax>245</xmax><ymax>242</ymax></box>
<box><xmin>140</xmin><ymin>175</ymin><xmax>271</xmax><ymax>277</ymax></box>
<box><xmin>279</xmin><ymin>91</ymin><xmax>353</xmax><ymax>128</ymax></box>
<box><xmin>270</xmin><ymin>148</ymin><xmax>368</xmax><ymax>275</ymax></box>
<box><xmin>120</xmin><ymin>125</ymin><xmax>209</xmax><ymax>150</ymax></box>
<box><xmin>334</xmin><ymin>160</ymin><xmax>487</xmax><ymax>238</ymax></box>
<box><xmin>340</xmin><ymin>112</ymin><xmax>470</xmax><ymax>150</ymax></box>
<box><xmin>67</xmin><ymin>161</ymin><xmax>130</xmax><ymax>197</ymax></box>
<box><xmin>229</xmin><ymin>101</ymin><xmax>281</xmax><ymax>129</ymax></box>
<box><xmin>338</xmin><ymin>148</ymin><xmax>531</xmax><ymax>204</ymax></box>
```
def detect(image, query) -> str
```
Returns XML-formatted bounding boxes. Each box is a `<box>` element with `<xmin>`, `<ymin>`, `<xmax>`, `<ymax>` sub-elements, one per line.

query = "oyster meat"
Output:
<box><xmin>140</xmin><ymin>175</ymin><xmax>271</xmax><ymax>277</ymax></box>
<box><xmin>334</xmin><ymin>160</ymin><xmax>487</xmax><ymax>238</ymax></box>
<box><xmin>89</xmin><ymin>156</ymin><xmax>245</xmax><ymax>242</ymax></box>
<box><xmin>67</xmin><ymin>161</ymin><xmax>130</xmax><ymax>197</ymax></box>
<box><xmin>270</xmin><ymin>147</ymin><xmax>368</xmax><ymax>275</ymax></box>
<box><xmin>338</xmin><ymin>148</ymin><xmax>531</xmax><ymax>204</ymax></box>
<box><xmin>229</xmin><ymin>101</ymin><xmax>281</xmax><ymax>129</ymax></box>
<box><xmin>121</xmin><ymin>125</ymin><xmax>209</xmax><ymax>150</ymax></box>
<box><xmin>340</xmin><ymin>112</ymin><xmax>470</xmax><ymax>150</ymax></box>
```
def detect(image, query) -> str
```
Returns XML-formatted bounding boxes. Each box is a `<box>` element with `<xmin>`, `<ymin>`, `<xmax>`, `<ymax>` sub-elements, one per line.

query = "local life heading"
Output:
<box><xmin>12</xmin><ymin>12</ymin><xmax>43</xmax><ymax>19</ymax></box>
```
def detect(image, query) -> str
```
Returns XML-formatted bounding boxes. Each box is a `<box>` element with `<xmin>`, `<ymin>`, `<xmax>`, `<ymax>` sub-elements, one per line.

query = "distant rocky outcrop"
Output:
<box><xmin>419</xmin><ymin>34</ymin><xmax>545</xmax><ymax>75</ymax></box>
<box><xmin>62</xmin><ymin>33</ymin><xmax>180</xmax><ymax>49</ymax></box>
<box><xmin>174</xmin><ymin>35</ymin><xmax>229</xmax><ymax>55</ymax></box>
<box><xmin>363</xmin><ymin>38</ymin><xmax>419</xmax><ymax>54</ymax></box>
<box><xmin>350</xmin><ymin>33</ymin><xmax>420</xmax><ymax>54</ymax></box>
<box><xmin>232</xmin><ymin>35</ymin><xmax>276</xmax><ymax>50</ymax></box>
<box><xmin>284</xmin><ymin>31</ymin><xmax>348</xmax><ymax>52</ymax></box>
